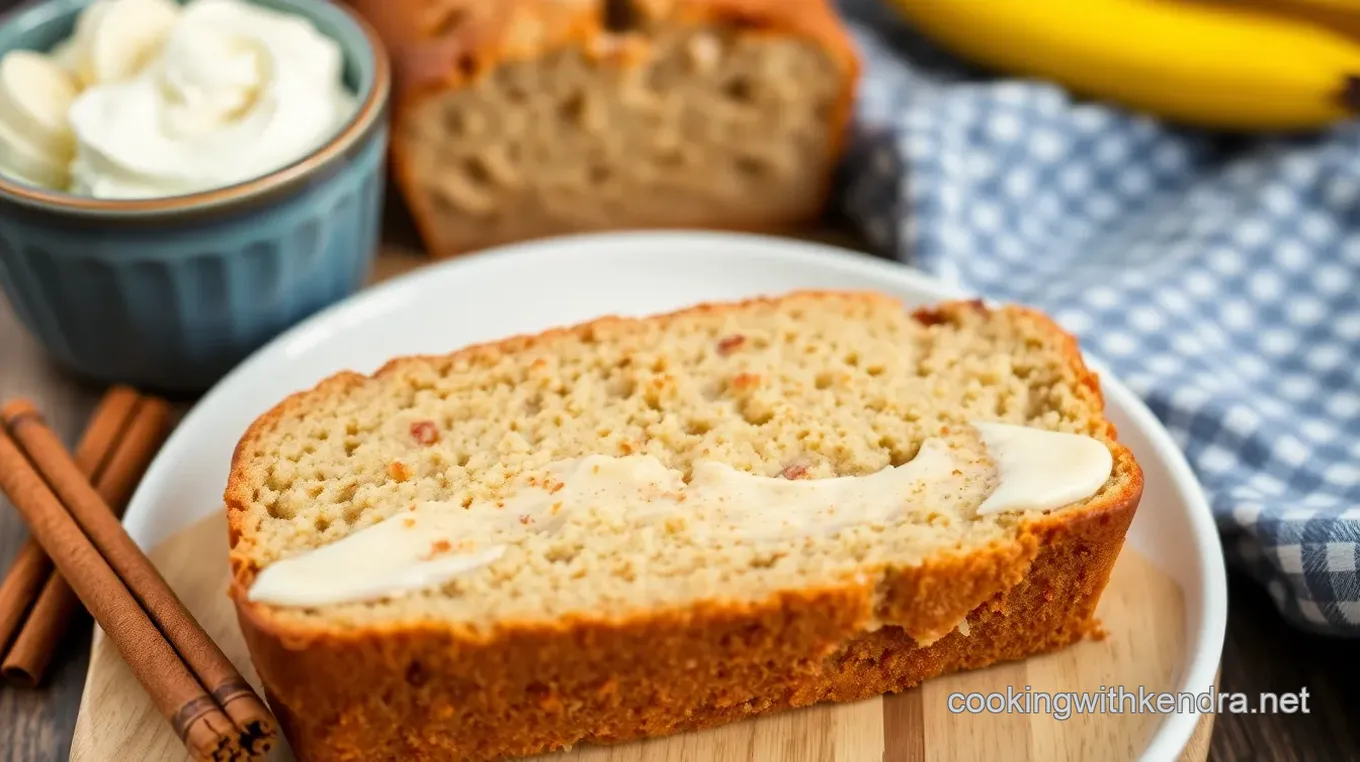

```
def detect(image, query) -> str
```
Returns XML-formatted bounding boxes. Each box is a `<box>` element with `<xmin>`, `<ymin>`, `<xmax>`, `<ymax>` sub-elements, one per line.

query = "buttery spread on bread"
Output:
<box><xmin>246</xmin><ymin>422</ymin><xmax>1114</xmax><ymax>608</ymax></box>
<box><xmin>0</xmin><ymin>0</ymin><xmax>355</xmax><ymax>197</ymax></box>
<box><xmin>971</xmin><ymin>422</ymin><xmax>1114</xmax><ymax>515</ymax></box>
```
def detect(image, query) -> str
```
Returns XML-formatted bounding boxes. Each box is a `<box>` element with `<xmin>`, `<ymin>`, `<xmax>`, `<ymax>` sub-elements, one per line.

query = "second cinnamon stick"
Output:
<box><xmin>0</xmin><ymin>543</ymin><xmax>50</xmax><ymax>655</ymax></box>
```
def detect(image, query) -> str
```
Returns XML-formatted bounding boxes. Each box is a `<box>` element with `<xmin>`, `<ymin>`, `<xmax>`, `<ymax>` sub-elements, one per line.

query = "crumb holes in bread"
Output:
<box><xmin>336</xmin><ymin>481</ymin><xmax>357</xmax><ymax>503</ymax></box>
<box><xmin>313</xmin><ymin>515</ymin><xmax>331</xmax><ymax>532</ymax></box>
<box><xmin>734</xmin><ymin>155</ymin><xmax>768</xmax><ymax>177</ymax></box>
<box><xmin>741</xmin><ymin>404</ymin><xmax>774</xmax><ymax>426</ymax></box>
<box><xmin>685</xmin><ymin>419</ymin><xmax>712</xmax><ymax>436</ymax></box>
<box><xmin>655</xmin><ymin>148</ymin><xmax>686</xmax><ymax>168</ymax></box>
<box><xmin>463</xmin><ymin>157</ymin><xmax>493</xmax><ymax>187</ymax></box>
<box><xmin>607</xmin><ymin>376</ymin><xmax>636</xmax><ymax>399</ymax></box>
<box><xmin>456</xmin><ymin>54</ymin><xmax>477</xmax><ymax>79</ymax></box>
<box><xmin>814</xmin><ymin>372</ymin><xmax>834</xmax><ymax>390</ymax></box>
<box><xmin>558</xmin><ymin>92</ymin><xmax>588</xmax><ymax>124</ymax></box>
<box><xmin>443</xmin><ymin>108</ymin><xmax>468</xmax><ymax>137</ymax></box>
<box><xmin>505</xmin><ymin>82</ymin><xmax>529</xmax><ymax>103</ymax></box>
<box><xmin>749</xmin><ymin>552</ymin><xmax>783</xmax><ymax>569</ymax></box>
<box><xmin>524</xmin><ymin>394</ymin><xmax>543</xmax><ymax>416</ymax></box>
<box><xmin>724</xmin><ymin>77</ymin><xmax>754</xmax><ymax>103</ymax></box>
<box><xmin>427</xmin><ymin>188</ymin><xmax>453</xmax><ymax>217</ymax></box>
<box><xmin>601</xmin><ymin>0</ymin><xmax>641</xmax><ymax>33</ymax></box>
<box><xmin>341</xmin><ymin>503</ymin><xmax>364</xmax><ymax>525</ymax></box>
<box><xmin>880</xmin><ymin>436</ymin><xmax>918</xmax><ymax>467</ymax></box>
<box><xmin>545</xmin><ymin>546</ymin><xmax>578</xmax><ymax>564</ymax></box>
<box><xmin>405</xmin><ymin>661</ymin><xmax>430</xmax><ymax>687</ymax></box>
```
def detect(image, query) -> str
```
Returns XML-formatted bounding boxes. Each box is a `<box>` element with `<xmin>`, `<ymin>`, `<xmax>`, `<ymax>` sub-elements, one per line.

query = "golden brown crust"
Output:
<box><xmin>233</xmin><ymin>471</ymin><xmax>1140</xmax><ymax>761</ymax></box>
<box><xmin>339</xmin><ymin>0</ymin><xmax>861</xmax><ymax>257</ymax></box>
<box><xmin>225</xmin><ymin>293</ymin><xmax>1143</xmax><ymax>761</ymax></box>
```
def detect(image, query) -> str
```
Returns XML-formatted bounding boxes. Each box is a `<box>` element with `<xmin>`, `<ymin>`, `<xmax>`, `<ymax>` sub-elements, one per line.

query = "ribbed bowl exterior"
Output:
<box><xmin>0</xmin><ymin>130</ymin><xmax>387</xmax><ymax>391</ymax></box>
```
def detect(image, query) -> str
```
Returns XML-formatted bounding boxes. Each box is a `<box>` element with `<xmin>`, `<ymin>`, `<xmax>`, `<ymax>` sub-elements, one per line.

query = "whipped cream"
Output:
<box><xmin>247</xmin><ymin>422</ymin><xmax>1116</xmax><ymax>609</ymax></box>
<box><xmin>0</xmin><ymin>0</ymin><xmax>356</xmax><ymax>198</ymax></box>
<box><xmin>65</xmin><ymin>0</ymin><xmax>180</xmax><ymax>87</ymax></box>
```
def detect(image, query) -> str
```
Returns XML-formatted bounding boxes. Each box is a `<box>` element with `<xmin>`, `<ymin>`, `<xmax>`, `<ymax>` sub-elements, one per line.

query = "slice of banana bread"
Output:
<box><xmin>343</xmin><ymin>0</ymin><xmax>860</xmax><ymax>257</ymax></box>
<box><xmin>226</xmin><ymin>292</ymin><xmax>1142</xmax><ymax>761</ymax></box>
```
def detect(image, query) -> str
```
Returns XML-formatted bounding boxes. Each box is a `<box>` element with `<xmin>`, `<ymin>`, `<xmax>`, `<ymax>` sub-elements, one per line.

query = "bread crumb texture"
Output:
<box><xmin>368</xmin><ymin>0</ymin><xmax>858</xmax><ymax>255</ymax></box>
<box><xmin>226</xmin><ymin>292</ymin><xmax>1133</xmax><ymax>635</ymax></box>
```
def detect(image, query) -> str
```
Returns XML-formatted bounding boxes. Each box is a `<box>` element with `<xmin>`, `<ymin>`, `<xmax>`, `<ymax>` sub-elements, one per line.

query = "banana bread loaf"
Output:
<box><xmin>343</xmin><ymin>0</ymin><xmax>860</xmax><ymax>257</ymax></box>
<box><xmin>226</xmin><ymin>293</ymin><xmax>1142</xmax><ymax>761</ymax></box>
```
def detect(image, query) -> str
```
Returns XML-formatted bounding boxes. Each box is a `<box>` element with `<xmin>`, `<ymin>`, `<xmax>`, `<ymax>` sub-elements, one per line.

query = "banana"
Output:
<box><xmin>0</xmin><ymin>51</ymin><xmax>79</xmax><ymax>188</ymax></box>
<box><xmin>1265</xmin><ymin>0</ymin><xmax>1360</xmax><ymax>15</ymax></box>
<box><xmin>882</xmin><ymin>0</ymin><xmax>1360</xmax><ymax>131</ymax></box>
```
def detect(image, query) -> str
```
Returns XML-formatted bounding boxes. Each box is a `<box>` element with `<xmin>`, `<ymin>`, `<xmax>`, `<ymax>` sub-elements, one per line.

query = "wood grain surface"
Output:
<box><xmin>67</xmin><ymin>512</ymin><xmax>1204</xmax><ymax>762</ymax></box>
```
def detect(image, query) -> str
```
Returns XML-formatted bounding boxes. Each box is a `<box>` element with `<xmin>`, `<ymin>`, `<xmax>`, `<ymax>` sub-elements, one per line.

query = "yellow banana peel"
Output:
<box><xmin>882</xmin><ymin>0</ymin><xmax>1360</xmax><ymax>131</ymax></box>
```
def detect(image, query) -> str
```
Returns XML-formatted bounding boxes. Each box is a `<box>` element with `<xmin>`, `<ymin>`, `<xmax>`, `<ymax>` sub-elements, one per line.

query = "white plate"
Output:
<box><xmin>113</xmin><ymin>231</ymin><xmax>1226</xmax><ymax>762</ymax></box>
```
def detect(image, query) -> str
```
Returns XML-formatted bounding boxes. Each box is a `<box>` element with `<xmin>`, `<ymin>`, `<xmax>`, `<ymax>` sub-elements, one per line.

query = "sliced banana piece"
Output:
<box><xmin>0</xmin><ymin>51</ymin><xmax>79</xmax><ymax>152</ymax></box>
<box><xmin>0</xmin><ymin>118</ymin><xmax>70</xmax><ymax>189</ymax></box>
<box><xmin>0</xmin><ymin>50</ymin><xmax>79</xmax><ymax>188</ymax></box>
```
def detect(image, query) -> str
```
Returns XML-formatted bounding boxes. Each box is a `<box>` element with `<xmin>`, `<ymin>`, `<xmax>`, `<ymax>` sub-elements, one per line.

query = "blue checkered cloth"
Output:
<box><xmin>836</xmin><ymin>0</ymin><xmax>1360</xmax><ymax>635</ymax></box>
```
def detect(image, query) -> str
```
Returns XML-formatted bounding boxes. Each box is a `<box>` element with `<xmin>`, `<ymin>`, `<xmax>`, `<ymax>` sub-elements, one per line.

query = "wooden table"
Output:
<box><xmin>3</xmin><ymin>224</ymin><xmax>1358</xmax><ymax>761</ymax></box>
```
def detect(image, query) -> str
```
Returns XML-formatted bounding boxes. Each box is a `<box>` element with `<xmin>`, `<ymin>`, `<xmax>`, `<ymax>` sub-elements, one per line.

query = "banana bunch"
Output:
<box><xmin>880</xmin><ymin>0</ymin><xmax>1360</xmax><ymax>131</ymax></box>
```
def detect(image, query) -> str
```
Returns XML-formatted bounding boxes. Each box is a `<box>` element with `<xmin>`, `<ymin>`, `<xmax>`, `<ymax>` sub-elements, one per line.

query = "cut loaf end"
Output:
<box><xmin>347</xmin><ymin>0</ymin><xmax>861</xmax><ymax>257</ymax></box>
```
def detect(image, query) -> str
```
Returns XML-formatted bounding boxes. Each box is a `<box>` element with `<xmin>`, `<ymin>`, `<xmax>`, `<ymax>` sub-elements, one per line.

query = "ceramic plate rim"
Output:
<box><xmin>110</xmin><ymin>230</ymin><xmax>1227</xmax><ymax>762</ymax></box>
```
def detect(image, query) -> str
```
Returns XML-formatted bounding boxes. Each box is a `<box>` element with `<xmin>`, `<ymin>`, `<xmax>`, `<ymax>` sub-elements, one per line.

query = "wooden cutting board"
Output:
<box><xmin>69</xmin><ymin>511</ymin><xmax>1213</xmax><ymax>762</ymax></box>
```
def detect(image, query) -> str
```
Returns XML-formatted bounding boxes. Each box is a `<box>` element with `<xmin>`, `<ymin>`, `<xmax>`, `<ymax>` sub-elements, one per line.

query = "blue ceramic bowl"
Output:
<box><xmin>0</xmin><ymin>0</ymin><xmax>390</xmax><ymax>392</ymax></box>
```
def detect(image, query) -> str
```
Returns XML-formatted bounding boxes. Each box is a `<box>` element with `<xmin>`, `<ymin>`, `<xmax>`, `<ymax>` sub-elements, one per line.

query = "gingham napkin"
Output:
<box><xmin>836</xmin><ymin>0</ymin><xmax>1360</xmax><ymax>634</ymax></box>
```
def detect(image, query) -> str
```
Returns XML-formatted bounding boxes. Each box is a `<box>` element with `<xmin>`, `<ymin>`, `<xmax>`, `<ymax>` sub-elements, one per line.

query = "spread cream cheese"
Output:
<box><xmin>0</xmin><ymin>0</ymin><xmax>355</xmax><ymax>197</ymax></box>
<box><xmin>973</xmin><ymin>422</ymin><xmax>1113</xmax><ymax>515</ymax></box>
<box><xmin>246</xmin><ymin>422</ymin><xmax>1116</xmax><ymax>608</ymax></box>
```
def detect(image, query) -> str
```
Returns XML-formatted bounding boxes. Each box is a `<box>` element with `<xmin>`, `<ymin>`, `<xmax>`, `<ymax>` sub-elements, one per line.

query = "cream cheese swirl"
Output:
<box><xmin>65</xmin><ymin>0</ymin><xmax>355</xmax><ymax>198</ymax></box>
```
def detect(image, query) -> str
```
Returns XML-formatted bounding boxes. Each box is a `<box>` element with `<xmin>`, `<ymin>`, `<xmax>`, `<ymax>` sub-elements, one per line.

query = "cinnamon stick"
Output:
<box><xmin>2</xmin><ymin>393</ymin><xmax>171</xmax><ymax>686</ymax></box>
<box><xmin>0</xmin><ymin>423</ymin><xmax>241</xmax><ymax>761</ymax></box>
<box><xmin>0</xmin><ymin>387</ymin><xmax>137</xmax><ymax>658</ymax></box>
<box><xmin>0</xmin><ymin>543</ymin><xmax>50</xmax><ymax>655</ymax></box>
<box><xmin>72</xmin><ymin>386</ymin><xmax>141</xmax><ymax>480</ymax></box>
<box><xmin>1</xmin><ymin>400</ymin><xmax>276</xmax><ymax>757</ymax></box>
